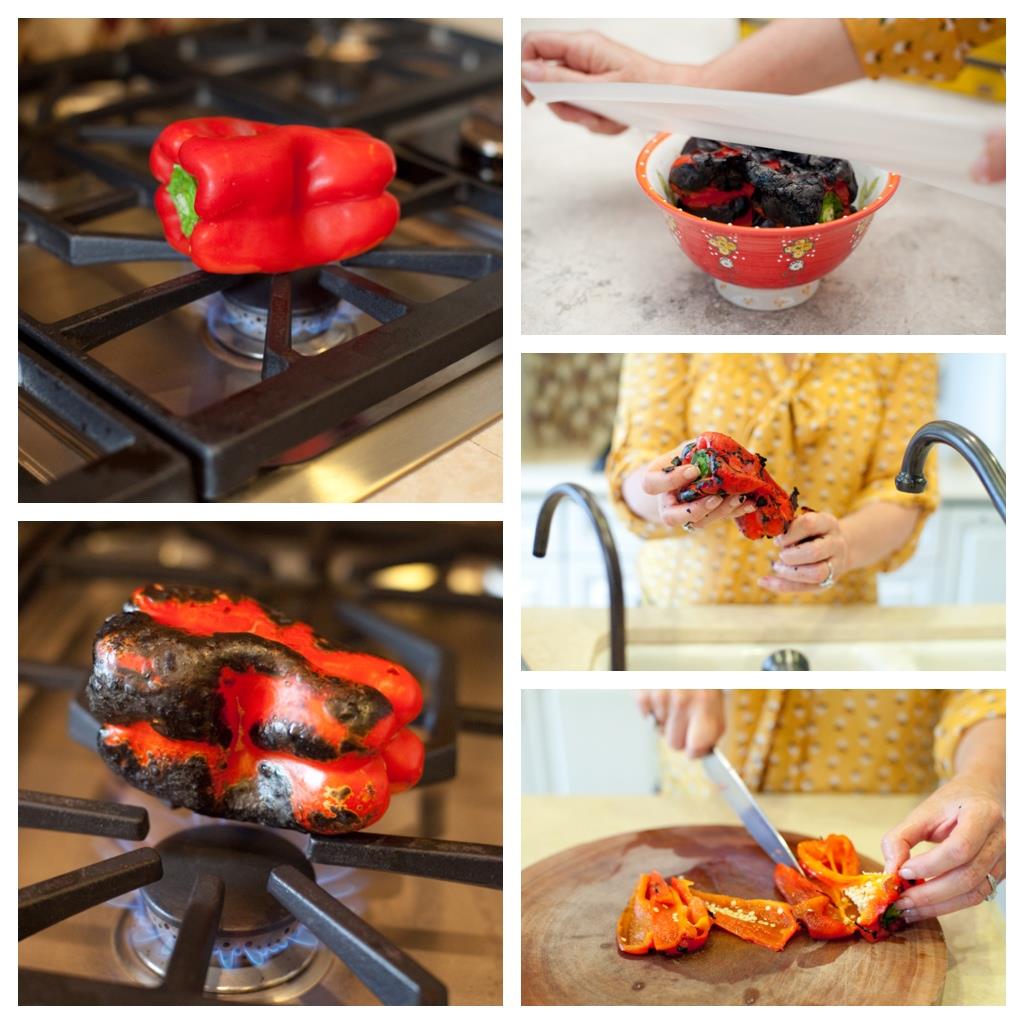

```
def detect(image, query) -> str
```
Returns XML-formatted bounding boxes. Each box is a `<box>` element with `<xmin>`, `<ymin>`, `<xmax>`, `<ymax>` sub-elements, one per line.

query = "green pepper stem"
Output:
<box><xmin>168</xmin><ymin>164</ymin><xmax>199</xmax><ymax>237</ymax></box>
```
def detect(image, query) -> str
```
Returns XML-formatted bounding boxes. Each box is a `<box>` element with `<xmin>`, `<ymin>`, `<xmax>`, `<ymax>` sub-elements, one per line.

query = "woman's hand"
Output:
<box><xmin>971</xmin><ymin>128</ymin><xmax>1006</xmax><ymax>184</ymax></box>
<box><xmin>635</xmin><ymin>690</ymin><xmax>725</xmax><ymax>756</ymax></box>
<box><xmin>636</xmin><ymin>449</ymin><xmax>757</xmax><ymax>530</ymax></box>
<box><xmin>522</xmin><ymin>31</ymin><xmax>700</xmax><ymax>134</ymax></box>
<box><xmin>758</xmin><ymin>511</ymin><xmax>850</xmax><ymax>593</ymax></box>
<box><xmin>881</xmin><ymin>774</ymin><xmax>1005</xmax><ymax>923</ymax></box>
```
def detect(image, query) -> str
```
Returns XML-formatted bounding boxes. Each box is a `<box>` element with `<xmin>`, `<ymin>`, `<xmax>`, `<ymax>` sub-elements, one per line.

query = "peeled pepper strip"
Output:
<box><xmin>669</xmin><ymin>876</ymin><xmax>711</xmax><ymax>952</ymax></box>
<box><xmin>617</xmin><ymin>874</ymin><xmax>655</xmax><ymax>955</ymax></box>
<box><xmin>689</xmin><ymin>886</ymin><xmax>799</xmax><ymax>952</ymax></box>
<box><xmin>616</xmin><ymin>872</ymin><xmax>710</xmax><ymax>955</ymax></box>
<box><xmin>796</xmin><ymin>835</ymin><xmax>911</xmax><ymax>941</ymax></box>
<box><xmin>773</xmin><ymin>864</ymin><xmax>857</xmax><ymax>941</ymax></box>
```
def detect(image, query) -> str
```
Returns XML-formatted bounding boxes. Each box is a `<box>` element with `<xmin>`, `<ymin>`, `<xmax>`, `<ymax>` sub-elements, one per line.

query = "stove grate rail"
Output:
<box><xmin>19</xmin><ymin>19</ymin><xmax>502</xmax><ymax>502</ymax></box>
<box><xmin>19</xmin><ymin>344</ymin><xmax>194</xmax><ymax>501</ymax></box>
<box><xmin>18</xmin><ymin>786</ymin><xmax>499</xmax><ymax>1004</ymax></box>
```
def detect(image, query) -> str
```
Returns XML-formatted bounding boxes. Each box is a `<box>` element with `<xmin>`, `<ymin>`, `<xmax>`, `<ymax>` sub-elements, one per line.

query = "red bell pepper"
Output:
<box><xmin>149</xmin><ymin>117</ymin><xmax>400</xmax><ymax>274</ymax></box>
<box><xmin>88</xmin><ymin>584</ymin><xmax>424</xmax><ymax>835</ymax></box>
<box><xmin>795</xmin><ymin>835</ymin><xmax>911</xmax><ymax>942</ymax></box>
<box><xmin>616</xmin><ymin>872</ymin><xmax>710</xmax><ymax>955</ymax></box>
<box><xmin>664</xmin><ymin>431</ymin><xmax>799</xmax><ymax>540</ymax></box>
<box><xmin>690</xmin><ymin>886</ymin><xmax>799</xmax><ymax>951</ymax></box>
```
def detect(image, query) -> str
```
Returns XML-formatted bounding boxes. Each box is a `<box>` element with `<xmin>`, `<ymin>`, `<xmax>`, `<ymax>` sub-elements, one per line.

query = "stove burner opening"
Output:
<box><xmin>205</xmin><ymin>270</ymin><xmax>359</xmax><ymax>361</ymax></box>
<box><xmin>119</xmin><ymin>824</ymin><xmax>322</xmax><ymax>994</ymax></box>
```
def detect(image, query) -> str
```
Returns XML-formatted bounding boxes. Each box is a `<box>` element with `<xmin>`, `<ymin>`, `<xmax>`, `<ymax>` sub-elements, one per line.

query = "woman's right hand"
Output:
<box><xmin>635</xmin><ymin>690</ymin><xmax>726</xmax><ymax>756</ymax></box>
<box><xmin>640</xmin><ymin>448</ymin><xmax>756</xmax><ymax>531</ymax></box>
<box><xmin>522</xmin><ymin>31</ymin><xmax>697</xmax><ymax>134</ymax></box>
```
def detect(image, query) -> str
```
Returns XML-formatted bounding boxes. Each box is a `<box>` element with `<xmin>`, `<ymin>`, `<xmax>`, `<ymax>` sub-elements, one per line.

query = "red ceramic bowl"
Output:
<box><xmin>636</xmin><ymin>133</ymin><xmax>900</xmax><ymax>310</ymax></box>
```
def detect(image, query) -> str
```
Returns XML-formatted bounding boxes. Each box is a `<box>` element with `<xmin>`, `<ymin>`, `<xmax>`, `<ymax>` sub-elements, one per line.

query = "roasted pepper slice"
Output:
<box><xmin>616</xmin><ymin>872</ymin><xmax>710</xmax><ymax>955</ymax></box>
<box><xmin>796</xmin><ymin>835</ymin><xmax>910</xmax><ymax>941</ymax></box>
<box><xmin>617</xmin><ymin>874</ymin><xmax>655</xmax><ymax>955</ymax></box>
<box><xmin>88</xmin><ymin>584</ymin><xmax>424</xmax><ymax>835</ymax></box>
<box><xmin>773</xmin><ymin>864</ymin><xmax>857</xmax><ymax>940</ymax></box>
<box><xmin>669</xmin><ymin>875</ymin><xmax>711</xmax><ymax>952</ymax></box>
<box><xmin>689</xmin><ymin>886</ymin><xmax>799</xmax><ymax>952</ymax></box>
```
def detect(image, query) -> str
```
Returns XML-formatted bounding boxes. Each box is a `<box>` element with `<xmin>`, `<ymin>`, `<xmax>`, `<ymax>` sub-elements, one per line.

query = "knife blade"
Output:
<box><xmin>701</xmin><ymin>748</ymin><xmax>802</xmax><ymax>873</ymax></box>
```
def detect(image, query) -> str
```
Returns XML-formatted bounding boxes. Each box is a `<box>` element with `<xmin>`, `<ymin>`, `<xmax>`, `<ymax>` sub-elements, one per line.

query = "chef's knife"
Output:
<box><xmin>701</xmin><ymin>747</ymin><xmax>802</xmax><ymax>873</ymax></box>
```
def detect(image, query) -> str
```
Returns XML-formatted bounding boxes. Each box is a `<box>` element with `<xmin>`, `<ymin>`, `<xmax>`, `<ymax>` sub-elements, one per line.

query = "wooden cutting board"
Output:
<box><xmin>522</xmin><ymin>825</ymin><xmax>946</xmax><ymax>1005</ymax></box>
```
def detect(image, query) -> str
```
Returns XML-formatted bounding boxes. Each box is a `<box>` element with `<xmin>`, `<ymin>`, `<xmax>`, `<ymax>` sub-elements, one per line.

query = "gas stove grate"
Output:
<box><xmin>19</xmin><ymin>19</ymin><xmax>502</xmax><ymax>501</ymax></box>
<box><xmin>19</xmin><ymin>343</ymin><xmax>193</xmax><ymax>500</ymax></box>
<box><xmin>19</xmin><ymin>788</ymin><xmax>500</xmax><ymax>1004</ymax></box>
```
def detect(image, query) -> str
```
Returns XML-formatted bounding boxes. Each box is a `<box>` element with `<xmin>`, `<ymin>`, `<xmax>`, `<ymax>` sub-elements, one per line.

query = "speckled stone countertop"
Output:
<box><xmin>522</xmin><ymin>20</ymin><xmax>1006</xmax><ymax>335</ymax></box>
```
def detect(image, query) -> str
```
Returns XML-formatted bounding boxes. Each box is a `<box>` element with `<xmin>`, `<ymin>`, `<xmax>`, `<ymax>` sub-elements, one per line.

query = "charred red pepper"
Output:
<box><xmin>665</xmin><ymin>431</ymin><xmax>799</xmax><ymax>540</ymax></box>
<box><xmin>794</xmin><ymin>835</ymin><xmax>912</xmax><ymax>942</ymax></box>
<box><xmin>690</xmin><ymin>886</ymin><xmax>799</xmax><ymax>951</ymax></box>
<box><xmin>668</xmin><ymin>138</ymin><xmax>857</xmax><ymax>227</ymax></box>
<box><xmin>773</xmin><ymin>864</ymin><xmax>857</xmax><ymax>941</ymax></box>
<box><xmin>616</xmin><ymin>872</ymin><xmax>710</xmax><ymax>955</ymax></box>
<box><xmin>149</xmin><ymin>117</ymin><xmax>400</xmax><ymax>274</ymax></box>
<box><xmin>87</xmin><ymin>584</ymin><xmax>423</xmax><ymax>835</ymax></box>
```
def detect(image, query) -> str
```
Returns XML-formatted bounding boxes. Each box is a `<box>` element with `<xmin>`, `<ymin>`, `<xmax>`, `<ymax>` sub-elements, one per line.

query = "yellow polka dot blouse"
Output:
<box><xmin>660</xmin><ymin>689</ymin><xmax>1005</xmax><ymax>796</ymax></box>
<box><xmin>606</xmin><ymin>354</ymin><xmax>939</xmax><ymax>606</ymax></box>
<box><xmin>843</xmin><ymin>18</ymin><xmax>1005</xmax><ymax>84</ymax></box>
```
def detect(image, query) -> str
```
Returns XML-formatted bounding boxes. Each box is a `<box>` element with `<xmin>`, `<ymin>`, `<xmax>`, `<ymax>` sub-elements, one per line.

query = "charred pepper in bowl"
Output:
<box><xmin>669</xmin><ymin>137</ymin><xmax>857</xmax><ymax>227</ymax></box>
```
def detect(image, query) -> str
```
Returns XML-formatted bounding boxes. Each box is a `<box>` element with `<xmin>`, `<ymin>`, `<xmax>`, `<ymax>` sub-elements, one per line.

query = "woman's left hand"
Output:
<box><xmin>757</xmin><ymin>511</ymin><xmax>851</xmax><ymax>593</ymax></box>
<box><xmin>881</xmin><ymin>773</ymin><xmax>1005</xmax><ymax>923</ymax></box>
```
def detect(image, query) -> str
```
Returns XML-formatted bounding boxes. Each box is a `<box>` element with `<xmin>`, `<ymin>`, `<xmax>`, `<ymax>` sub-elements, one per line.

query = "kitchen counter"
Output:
<box><xmin>522</xmin><ymin>19</ymin><xmax>1005</xmax><ymax>335</ymax></box>
<box><xmin>522</xmin><ymin>794</ymin><xmax>1004</xmax><ymax>1005</ymax></box>
<box><xmin>228</xmin><ymin>358</ymin><xmax>502</xmax><ymax>502</ymax></box>
<box><xmin>521</xmin><ymin>603</ymin><xmax>1005</xmax><ymax>671</ymax></box>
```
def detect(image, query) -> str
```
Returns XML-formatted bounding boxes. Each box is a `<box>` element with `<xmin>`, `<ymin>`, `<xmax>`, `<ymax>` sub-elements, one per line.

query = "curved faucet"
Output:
<box><xmin>532</xmin><ymin>483</ymin><xmax>626</xmax><ymax>671</ymax></box>
<box><xmin>895</xmin><ymin>420</ymin><xmax>1005</xmax><ymax>522</ymax></box>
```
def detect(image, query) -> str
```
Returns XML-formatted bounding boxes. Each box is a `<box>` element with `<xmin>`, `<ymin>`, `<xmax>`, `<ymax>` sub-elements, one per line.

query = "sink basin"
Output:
<box><xmin>589</xmin><ymin>639</ymin><xmax>1005</xmax><ymax>671</ymax></box>
<box><xmin>521</xmin><ymin>605</ymin><xmax>1006</xmax><ymax>672</ymax></box>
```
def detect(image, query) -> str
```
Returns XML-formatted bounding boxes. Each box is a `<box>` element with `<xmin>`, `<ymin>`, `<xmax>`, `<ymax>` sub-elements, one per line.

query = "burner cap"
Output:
<box><xmin>205</xmin><ymin>269</ymin><xmax>358</xmax><ymax>360</ymax></box>
<box><xmin>224</xmin><ymin>269</ymin><xmax>339</xmax><ymax>318</ymax></box>
<box><xmin>143</xmin><ymin>824</ymin><xmax>314</xmax><ymax>938</ymax></box>
<box><xmin>123</xmin><ymin>824</ymin><xmax>322</xmax><ymax>994</ymax></box>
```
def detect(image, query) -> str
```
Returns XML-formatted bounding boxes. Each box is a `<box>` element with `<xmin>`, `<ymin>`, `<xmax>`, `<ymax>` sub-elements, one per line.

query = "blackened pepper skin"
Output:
<box><xmin>87</xmin><ymin>584</ymin><xmax>425</xmax><ymax>835</ymax></box>
<box><xmin>671</xmin><ymin>138</ymin><xmax>858</xmax><ymax>227</ymax></box>
<box><xmin>668</xmin><ymin>431</ymin><xmax>798</xmax><ymax>540</ymax></box>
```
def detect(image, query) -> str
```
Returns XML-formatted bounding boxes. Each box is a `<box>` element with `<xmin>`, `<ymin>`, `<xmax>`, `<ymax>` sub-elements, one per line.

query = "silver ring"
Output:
<box><xmin>683</xmin><ymin>522</ymin><xmax>696</xmax><ymax>533</ymax></box>
<box><xmin>984</xmin><ymin>872</ymin><xmax>999</xmax><ymax>901</ymax></box>
<box><xmin>819</xmin><ymin>561</ymin><xmax>835</xmax><ymax>589</ymax></box>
